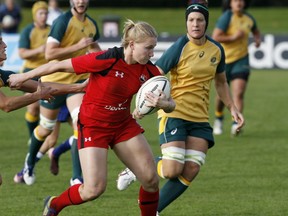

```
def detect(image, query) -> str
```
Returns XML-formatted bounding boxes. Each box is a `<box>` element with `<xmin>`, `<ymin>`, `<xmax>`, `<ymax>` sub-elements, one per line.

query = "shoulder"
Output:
<box><xmin>243</xmin><ymin>11</ymin><xmax>257</xmax><ymax>22</ymax></box>
<box><xmin>21</xmin><ymin>24</ymin><xmax>34</xmax><ymax>33</ymax></box>
<box><xmin>206</xmin><ymin>36</ymin><xmax>225</xmax><ymax>56</ymax></box>
<box><xmin>53</xmin><ymin>11</ymin><xmax>72</xmax><ymax>26</ymax></box>
<box><xmin>96</xmin><ymin>47</ymin><xmax>124</xmax><ymax>60</ymax></box>
<box><xmin>163</xmin><ymin>35</ymin><xmax>189</xmax><ymax>56</ymax></box>
<box><xmin>206</xmin><ymin>36</ymin><xmax>224</xmax><ymax>49</ymax></box>
<box><xmin>86</xmin><ymin>14</ymin><xmax>98</xmax><ymax>25</ymax></box>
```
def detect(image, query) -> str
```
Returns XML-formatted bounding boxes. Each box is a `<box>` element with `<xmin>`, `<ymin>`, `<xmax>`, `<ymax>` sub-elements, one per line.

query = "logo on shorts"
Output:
<box><xmin>171</xmin><ymin>128</ymin><xmax>177</xmax><ymax>135</ymax></box>
<box><xmin>84</xmin><ymin>137</ymin><xmax>92</xmax><ymax>142</ymax></box>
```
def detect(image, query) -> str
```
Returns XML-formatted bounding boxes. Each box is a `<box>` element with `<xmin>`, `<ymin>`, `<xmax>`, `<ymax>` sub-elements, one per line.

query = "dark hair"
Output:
<box><xmin>222</xmin><ymin>0</ymin><xmax>250</xmax><ymax>12</ymax></box>
<box><xmin>187</xmin><ymin>0</ymin><xmax>208</xmax><ymax>7</ymax></box>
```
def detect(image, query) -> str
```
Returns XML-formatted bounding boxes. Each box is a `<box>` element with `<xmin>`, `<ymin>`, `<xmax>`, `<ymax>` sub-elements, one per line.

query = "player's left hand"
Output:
<box><xmin>132</xmin><ymin>108</ymin><xmax>145</xmax><ymax>119</ymax></box>
<box><xmin>231</xmin><ymin>107</ymin><xmax>245</xmax><ymax>132</ymax></box>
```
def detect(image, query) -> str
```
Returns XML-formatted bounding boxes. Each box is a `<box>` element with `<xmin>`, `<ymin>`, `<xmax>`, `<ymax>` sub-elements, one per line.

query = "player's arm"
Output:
<box><xmin>19</xmin><ymin>46</ymin><xmax>46</xmax><ymax>59</ymax></box>
<box><xmin>88</xmin><ymin>41</ymin><xmax>102</xmax><ymax>53</ymax></box>
<box><xmin>212</xmin><ymin>28</ymin><xmax>244</xmax><ymax>43</ymax></box>
<box><xmin>0</xmin><ymin>80</ymin><xmax>54</xmax><ymax>112</ymax></box>
<box><xmin>8</xmin><ymin>59</ymin><xmax>74</xmax><ymax>89</ymax></box>
<box><xmin>45</xmin><ymin>38</ymin><xmax>96</xmax><ymax>61</ymax></box>
<box><xmin>214</xmin><ymin>72</ymin><xmax>244</xmax><ymax>129</ymax></box>
<box><xmin>19</xmin><ymin>79</ymin><xmax>87</xmax><ymax>95</ymax></box>
<box><xmin>252</xmin><ymin>28</ymin><xmax>261</xmax><ymax>48</ymax></box>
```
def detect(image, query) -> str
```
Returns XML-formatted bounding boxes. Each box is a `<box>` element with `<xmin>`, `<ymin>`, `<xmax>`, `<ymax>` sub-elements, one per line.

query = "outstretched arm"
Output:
<box><xmin>19</xmin><ymin>79</ymin><xmax>88</xmax><ymax>95</ymax></box>
<box><xmin>8</xmin><ymin>59</ymin><xmax>74</xmax><ymax>89</ymax></box>
<box><xmin>0</xmin><ymin>80</ymin><xmax>55</xmax><ymax>112</ymax></box>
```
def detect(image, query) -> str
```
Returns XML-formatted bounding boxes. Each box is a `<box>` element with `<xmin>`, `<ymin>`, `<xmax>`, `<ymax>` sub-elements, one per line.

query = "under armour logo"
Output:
<box><xmin>84</xmin><ymin>137</ymin><xmax>92</xmax><ymax>142</ymax></box>
<box><xmin>193</xmin><ymin>6</ymin><xmax>199</xmax><ymax>10</ymax></box>
<box><xmin>115</xmin><ymin>71</ymin><xmax>124</xmax><ymax>78</ymax></box>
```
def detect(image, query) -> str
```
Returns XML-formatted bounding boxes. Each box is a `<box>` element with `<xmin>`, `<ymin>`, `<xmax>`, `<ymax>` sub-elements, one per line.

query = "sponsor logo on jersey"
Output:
<box><xmin>139</xmin><ymin>74</ymin><xmax>148</xmax><ymax>84</ymax></box>
<box><xmin>115</xmin><ymin>71</ymin><xmax>124</xmax><ymax>78</ymax></box>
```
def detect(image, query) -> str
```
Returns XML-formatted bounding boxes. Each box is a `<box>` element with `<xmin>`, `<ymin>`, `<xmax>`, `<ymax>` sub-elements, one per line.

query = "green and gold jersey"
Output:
<box><xmin>18</xmin><ymin>23</ymin><xmax>50</xmax><ymax>70</ymax></box>
<box><xmin>215</xmin><ymin>9</ymin><xmax>258</xmax><ymax>63</ymax></box>
<box><xmin>156</xmin><ymin>35</ymin><xmax>225</xmax><ymax>122</ymax></box>
<box><xmin>42</xmin><ymin>10</ymin><xmax>100</xmax><ymax>84</ymax></box>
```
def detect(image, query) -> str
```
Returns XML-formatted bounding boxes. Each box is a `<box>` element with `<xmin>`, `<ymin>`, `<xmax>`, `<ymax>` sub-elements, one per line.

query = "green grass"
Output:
<box><xmin>2</xmin><ymin>7</ymin><xmax>288</xmax><ymax>216</ymax></box>
<box><xmin>18</xmin><ymin>7</ymin><xmax>288</xmax><ymax>36</ymax></box>
<box><xmin>1</xmin><ymin>70</ymin><xmax>288</xmax><ymax>215</ymax></box>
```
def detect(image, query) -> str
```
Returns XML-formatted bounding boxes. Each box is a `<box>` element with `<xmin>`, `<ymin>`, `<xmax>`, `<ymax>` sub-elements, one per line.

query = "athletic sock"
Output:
<box><xmin>71</xmin><ymin>137</ymin><xmax>82</xmax><ymax>180</ymax></box>
<box><xmin>25</xmin><ymin>111</ymin><xmax>39</xmax><ymax>136</ymax></box>
<box><xmin>35</xmin><ymin>152</ymin><xmax>44</xmax><ymax>162</ymax></box>
<box><xmin>53</xmin><ymin>136</ymin><xmax>73</xmax><ymax>158</ymax></box>
<box><xmin>27</xmin><ymin>126</ymin><xmax>45</xmax><ymax>168</ymax></box>
<box><xmin>51</xmin><ymin>184</ymin><xmax>84</xmax><ymax>213</ymax></box>
<box><xmin>215</xmin><ymin>111</ymin><xmax>224</xmax><ymax>120</ymax></box>
<box><xmin>155</xmin><ymin>157</ymin><xmax>165</xmax><ymax>179</ymax></box>
<box><xmin>138</xmin><ymin>186</ymin><xmax>159</xmax><ymax>216</ymax></box>
<box><xmin>157</xmin><ymin>176</ymin><xmax>190</xmax><ymax>213</ymax></box>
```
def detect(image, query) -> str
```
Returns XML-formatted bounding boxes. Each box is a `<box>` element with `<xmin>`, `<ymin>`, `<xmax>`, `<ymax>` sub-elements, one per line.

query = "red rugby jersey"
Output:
<box><xmin>71</xmin><ymin>47</ymin><xmax>161</xmax><ymax>125</ymax></box>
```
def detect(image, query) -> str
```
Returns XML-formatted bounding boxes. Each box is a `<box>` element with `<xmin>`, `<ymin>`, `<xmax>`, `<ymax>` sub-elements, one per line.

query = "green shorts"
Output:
<box><xmin>226</xmin><ymin>55</ymin><xmax>250</xmax><ymax>83</ymax></box>
<box><xmin>40</xmin><ymin>94</ymin><xmax>68</xmax><ymax>109</ymax></box>
<box><xmin>40</xmin><ymin>79</ymin><xmax>86</xmax><ymax>109</ymax></box>
<box><xmin>158</xmin><ymin>117</ymin><xmax>214</xmax><ymax>148</ymax></box>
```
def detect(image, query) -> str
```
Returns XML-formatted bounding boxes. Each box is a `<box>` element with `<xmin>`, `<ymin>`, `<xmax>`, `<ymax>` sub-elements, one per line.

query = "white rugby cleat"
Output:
<box><xmin>23</xmin><ymin>167</ymin><xmax>36</xmax><ymax>185</ymax></box>
<box><xmin>213</xmin><ymin>119</ymin><xmax>223</xmax><ymax>135</ymax></box>
<box><xmin>116</xmin><ymin>167</ymin><xmax>137</xmax><ymax>191</ymax></box>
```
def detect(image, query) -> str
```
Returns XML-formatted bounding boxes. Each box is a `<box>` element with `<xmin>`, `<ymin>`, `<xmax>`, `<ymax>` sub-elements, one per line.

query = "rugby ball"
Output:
<box><xmin>135</xmin><ymin>76</ymin><xmax>171</xmax><ymax>115</ymax></box>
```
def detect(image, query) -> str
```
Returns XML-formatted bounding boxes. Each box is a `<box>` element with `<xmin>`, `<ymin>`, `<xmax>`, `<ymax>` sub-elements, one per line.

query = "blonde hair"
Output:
<box><xmin>121</xmin><ymin>19</ymin><xmax>158</xmax><ymax>48</ymax></box>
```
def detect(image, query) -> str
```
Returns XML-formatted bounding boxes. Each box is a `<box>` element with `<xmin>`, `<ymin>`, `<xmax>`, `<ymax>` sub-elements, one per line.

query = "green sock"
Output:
<box><xmin>71</xmin><ymin>138</ymin><xmax>82</xmax><ymax>180</ymax></box>
<box><xmin>158</xmin><ymin>177</ymin><xmax>189</xmax><ymax>213</ymax></box>
<box><xmin>27</xmin><ymin>132</ymin><xmax>44</xmax><ymax>168</ymax></box>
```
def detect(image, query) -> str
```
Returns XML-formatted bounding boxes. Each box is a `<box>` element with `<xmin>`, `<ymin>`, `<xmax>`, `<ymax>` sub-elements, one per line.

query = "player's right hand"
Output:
<box><xmin>78</xmin><ymin>37</ymin><xmax>94</xmax><ymax>49</ymax></box>
<box><xmin>8</xmin><ymin>73</ymin><xmax>26</xmax><ymax>89</ymax></box>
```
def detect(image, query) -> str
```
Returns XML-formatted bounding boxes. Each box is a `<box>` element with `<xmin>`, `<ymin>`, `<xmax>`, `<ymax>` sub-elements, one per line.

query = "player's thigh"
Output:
<box><xmin>25</xmin><ymin>99</ymin><xmax>39</xmax><ymax>115</ymax></box>
<box><xmin>161</xmin><ymin>141</ymin><xmax>186</xmax><ymax>177</ymax></box>
<box><xmin>79</xmin><ymin>147</ymin><xmax>108</xmax><ymax>189</ymax></box>
<box><xmin>66</xmin><ymin>93</ymin><xmax>84</xmax><ymax>129</ymax></box>
<box><xmin>66</xmin><ymin>93</ymin><xmax>84</xmax><ymax>111</ymax></box>
<box><xmin>45</xmin><ymin>121</ymin><xmax>61</xmax><ymax>144</ymax></box>
<box><xmin>230</xmin><ymin>78</ymin><xmax>248</xmax><ymax>97</ymax></box>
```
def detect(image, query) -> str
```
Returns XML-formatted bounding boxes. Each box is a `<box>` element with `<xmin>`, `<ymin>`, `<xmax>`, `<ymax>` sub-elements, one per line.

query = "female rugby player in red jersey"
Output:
<box><xmin>9</xmin><ymin>19</ymin><xmax>175</xmax><ymax>216</ymax></box>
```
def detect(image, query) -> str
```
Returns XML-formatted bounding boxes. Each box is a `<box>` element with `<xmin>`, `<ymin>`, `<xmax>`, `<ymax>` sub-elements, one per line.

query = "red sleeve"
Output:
<box><xmin>71</xmin><ymin>51</ymin><xmax>115</xmax><ymax>74</ymax></box>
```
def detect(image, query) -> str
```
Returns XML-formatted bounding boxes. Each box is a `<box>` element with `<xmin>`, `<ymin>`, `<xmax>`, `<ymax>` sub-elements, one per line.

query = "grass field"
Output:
<box><xmin>1</xmin><ymin>69</ymin><xmax>288</xmax><ymax>215</ymax></box>
<box><xmin>1</xmin><ymin>6</ymin><xmax>288</xmax><ymax>216</ymax></box>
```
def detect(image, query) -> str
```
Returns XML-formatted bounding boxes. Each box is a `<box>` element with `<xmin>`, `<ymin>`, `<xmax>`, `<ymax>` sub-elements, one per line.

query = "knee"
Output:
<box><xmin>34</xmin><ymin>125</ymin><xmax>52</xmax><ymax>139</ymax></box>
<box><xmin>162</xmin><ymin>165</ymin><xmax>183</xmax><ymax>179</ymax></box>
<box><xmin>81</xmin><ymin>184</ymin><xmax>106</xmax><ymax>201</ymax></box>
<box><xmin>141</xmin><ymin>172</ymin><xmax>159</xmax><ymax>192</ymax></box>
